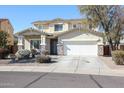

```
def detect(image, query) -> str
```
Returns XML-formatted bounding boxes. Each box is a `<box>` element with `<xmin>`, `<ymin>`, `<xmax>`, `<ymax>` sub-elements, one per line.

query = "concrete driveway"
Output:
<box><xmin>0</xmin><ymin>56</ymin><xmax>120</xmax><ymax>76</ymax></box>
<box><xmin>51</xmin><ymin>56</ymin><xmax>110</xmax><ymax>74</ymax></box>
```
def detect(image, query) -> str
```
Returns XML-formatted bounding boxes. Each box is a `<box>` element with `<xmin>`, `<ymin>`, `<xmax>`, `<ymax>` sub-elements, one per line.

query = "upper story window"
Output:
<box><xmin>54</xmin><ymin>24</ymin><xmax>63</xmax><ymax>31</ymax></box>
<box><xmin>72</xmin><ymin>23</ymin><xmax>82</xmax><ymax>29</ymax></box>
<box><xmin>73</xmin><ymin>24</ymin><xmax>77</xmax><ymax>28</ymax></box>
<box><xmin>38</xmin><ymin>25</ymin><xmax>43</xmax><ymax>30</ymax></box>
<box><xmin>37</xmin><ymin>25</ymin><xmax>48</xmax><ymax>30</ymax></box>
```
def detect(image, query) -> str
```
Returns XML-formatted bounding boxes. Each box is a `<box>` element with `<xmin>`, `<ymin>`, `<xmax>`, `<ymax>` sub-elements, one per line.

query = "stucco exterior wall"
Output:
<box><xmin>57</xmin><ymin>31</ymin><xmax>103</xmax><ymax>56</ymax></box>
<box><xmin>24</xmin><ymin>38</ymin><xmax>30</xmax><ymax>50</ymax></box>
<box><xmin>58</xmin><ymin>31</ymin><xmax>103</xmax><ymax>44</ymax></box>
<box><xmin>23</xmin><ymin>36</ymin><xmax>41</xmax><ymax>50</ymax></box>
<box><xmin>42</xmin><ymin>23</ymin><xmax>69</xmax><ymax>33</ymax></box>
<box><xmin>120</xmin><ymin>39</ymin><xmax>124</xmax><ymax>44</ymax></box>
<box><xmin>22</xmin><ymin>35</ymin><xmax>50</xmax><ymax>52</ymax></box>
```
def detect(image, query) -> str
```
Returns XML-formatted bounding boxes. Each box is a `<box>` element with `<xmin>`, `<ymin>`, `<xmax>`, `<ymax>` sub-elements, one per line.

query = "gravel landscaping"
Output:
<box><xmin>0</xmin><ymin>56</ymin><xmax>61</xmax><ymax>66</ymax></box>
<box><xmin>100</xmin><ymin>56</ymin><xmax>124</xmax><ymax>70</ymax></box>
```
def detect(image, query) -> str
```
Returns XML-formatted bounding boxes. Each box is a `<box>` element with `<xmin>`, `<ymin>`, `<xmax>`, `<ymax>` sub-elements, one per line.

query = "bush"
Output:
<box><xmin>31</xmin><ymin>49</ymin><xmax>37</xmax><ymax>58</ymax></box>
<box><xmin>0</xmin><ymin>30</ymin><xmax>7</xmax><ymax>48</ymax></box>
<box><xmin>112</xmin><ymin>50</ymin><xmax>124</xmax><ymax>65</ymax></box>
<box><xmin>0</xmin><ymin>48</ymin><xmax>9</xmax><ymax>59</ymax></box>
<box><xmin>15</xmin><ymin>49</ymin><xmax>31</xmax><ymax>59</ymax></box>
<box><xmin>3</xmin><ymin>48</ymin><xmax>10</xmax><ymax>58</ymax></box>
<box><xmin>0</xmin><ymin>30</ymin><xmax>8</xmax><ymax>59</ymax></box>
<box><xmin>36</xmin><ymin>54</ymin><xmax>51</xmax><ymax>63</ymax></box>
<box><xmin>42</xmin><ymin>50</ymin><xmax>49</xmax><ymax>55</ymax></box>
<box><xmin>31</xmin><ymin>49</ymin><xmax>37</xmax><ymax>54</ymax></box>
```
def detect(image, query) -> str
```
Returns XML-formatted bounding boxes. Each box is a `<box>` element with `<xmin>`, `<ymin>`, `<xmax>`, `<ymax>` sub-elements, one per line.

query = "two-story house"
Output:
<box><xmin>0</xmin><ymin>19</ymin><xmax>14</xmax><ymax>46</ymax></box>
<box><xmin>16</xmin><ymin>18</ymin><xmax>103</xmax><ymax>56</ymax></box>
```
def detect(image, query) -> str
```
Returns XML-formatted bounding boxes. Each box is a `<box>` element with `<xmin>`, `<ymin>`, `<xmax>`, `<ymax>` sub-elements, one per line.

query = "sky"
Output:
<box><xmin>0</xmin><ymin>5</ymin><xmax>82</xmax><ymax>33</ymax></box>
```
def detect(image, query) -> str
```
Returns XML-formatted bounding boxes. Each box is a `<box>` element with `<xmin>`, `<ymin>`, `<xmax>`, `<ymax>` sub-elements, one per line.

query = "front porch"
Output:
<box><xmin>16</xmin><ymin>28</ymin><xmax>59</xmax><ymax>55</ymax></box>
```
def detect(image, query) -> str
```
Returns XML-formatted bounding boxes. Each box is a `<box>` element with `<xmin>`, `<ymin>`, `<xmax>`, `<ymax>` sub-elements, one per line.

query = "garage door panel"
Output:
<box><xmin>64</xmin><ymin>41</ymin><xmax>97</xmax><ymax>56</ymax></box>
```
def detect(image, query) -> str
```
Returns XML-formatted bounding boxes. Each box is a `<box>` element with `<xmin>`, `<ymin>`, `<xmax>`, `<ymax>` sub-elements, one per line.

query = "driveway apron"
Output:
<box><xmin>52</xmin><ymin>56</ymin><xmax>109</xmax><ymax>75</ymax></box>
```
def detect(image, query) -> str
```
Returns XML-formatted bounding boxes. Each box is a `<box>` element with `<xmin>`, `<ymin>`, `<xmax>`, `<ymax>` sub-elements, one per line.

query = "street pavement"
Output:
<box><xmin>0</xmin><ymin>71</ymin><xmax>124</xmax><ymax>88</ymax></box>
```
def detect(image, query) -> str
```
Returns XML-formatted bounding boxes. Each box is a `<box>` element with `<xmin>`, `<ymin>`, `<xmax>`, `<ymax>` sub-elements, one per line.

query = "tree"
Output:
<box><xmin>0</xmin><ymin>30</ymin><xmax>7</xmax><ymax>48</ymax></box>
<box><xmin>78</xmin><ymin>5</ymin><xmax>124</xmax><ymax>52</ymax></box>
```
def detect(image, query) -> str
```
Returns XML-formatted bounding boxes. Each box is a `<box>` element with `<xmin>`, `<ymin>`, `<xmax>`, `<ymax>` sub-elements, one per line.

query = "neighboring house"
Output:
<box><xmin>16</xmin><ymin>18</ymin><xmax>103</xmax><ymax>56</ymax></box>
<box><xmin>0</xmin><ymin>19</ymin><xmax>14</xmax><ymax>46</ymax></box>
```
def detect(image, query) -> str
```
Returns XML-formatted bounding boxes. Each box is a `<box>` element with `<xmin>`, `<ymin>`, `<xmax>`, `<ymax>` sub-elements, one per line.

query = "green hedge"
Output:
<box><xmin>112</xmin><ymin>50</ymin><xmax>124</xmax><ymax>65</ymax></box>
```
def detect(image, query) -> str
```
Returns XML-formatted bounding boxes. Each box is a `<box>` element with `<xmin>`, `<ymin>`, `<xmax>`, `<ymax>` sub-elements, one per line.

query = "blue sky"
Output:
<box><xmin>0</xmin><ymin>5</ymin><xmax>82</xmax><ymax>33</ymax></box>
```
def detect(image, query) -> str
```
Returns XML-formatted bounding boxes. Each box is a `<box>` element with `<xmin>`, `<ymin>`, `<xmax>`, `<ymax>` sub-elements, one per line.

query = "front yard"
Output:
<box><xmin>100</xmin><ymin>56</ymin><xmax>124</xmax><ymax>70</ymax></box>
<box><xmin>0</xmin><ymin>55</ymin><xmax>60</xmax><ymax>66</ymax></box>
<box><xmin>1</xmin><ymin>55</ymin><xmax>124</xmax><ymax>76</ymax></box>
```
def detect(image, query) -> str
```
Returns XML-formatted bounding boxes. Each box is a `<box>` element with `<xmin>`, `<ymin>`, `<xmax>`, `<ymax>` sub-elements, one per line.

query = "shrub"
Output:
<box><xmin>10</xmin><ymin>54</ymin><xmax>16</xmax><ymax>59</ymax></box>
<box><xmin>31</xmin><ymin>49</ymin><xmax>37</xmax><ymax>54</ymax></box>
<box><xmin>36</xmin><ymin>54</ymin><xmax>51</xmax><ymax>63</ymax></box>
<box><xmin>42</xmin><ymin>50</ymin><xmax>49</xmax><ymax>55</ymax></box>
<box><xmin>0</xmin><ymin>48</ymin><xmax>9</xmax><ymax>59</ymax></box>
<box><xmin>15</xmin><ymin>49</ymin><xmax>31</xmax><ymax>59</ymax></box>
<box><xmin>112</xmin><ymin>50</ymin><xmax>124</xmax><ymax>65</ymax></box>
<box><xmin>0</xmin><ymin>30</ymin><xmax>7</xmax><ymax>48</ymax></box>
<box><xmin>31</xmin><ymin>49</ymin><xmax>37</xmax><ymax>58</ymax></box>
<box><xmin>3</xmin><ymin>48</ymin><xmax>10</xmax><ymax>58</ymax></box>
<box><xmin>0</xmin><ymin>30</ymin><xmax>8</xmax><ymax>59</ymax></box>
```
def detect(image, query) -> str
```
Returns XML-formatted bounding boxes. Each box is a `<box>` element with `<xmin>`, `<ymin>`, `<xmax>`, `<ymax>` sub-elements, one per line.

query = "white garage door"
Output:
<box><xmin>64</xmin><ymin>41</ymin><xmax>98</xmax><ymax>56</ymax></box>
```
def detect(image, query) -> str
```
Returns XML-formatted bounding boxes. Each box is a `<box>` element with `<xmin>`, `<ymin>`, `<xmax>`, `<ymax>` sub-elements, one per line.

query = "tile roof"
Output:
<box><xmin>15</xmin><ymin>27</ymin><xmax>103</xmax><ymax>38</ymax></box>
<box><xmin>15</xmin><ymin>27</ymin><xmax>48</xmax><ymax>36</ymax></box>
<box><xmin>0</xmin><ymin>19</ymin><xmax>8</xmax><ymax>21</ymax></box>
<box><xmin>53</xmin><ymin>28</ymin><xmax>103</xmax><ymax>37</ymax></box>
<box><xmin>32</xmin><ymin>18</ymin><xmax>84</xmax><ymax>25</ymax></box>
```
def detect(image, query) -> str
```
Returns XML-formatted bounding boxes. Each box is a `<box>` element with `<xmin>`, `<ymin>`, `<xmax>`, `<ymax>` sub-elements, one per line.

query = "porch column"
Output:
<box><xmin>40</xmin><ymin>35</ymin><xmax>46</xmax><ymax>51</ymax></box>
<box><xmin>98</xmin><ymin>45</ymin><xmax>104</xmax><ymax>56</ymax></box>
<box><xmin>17</xmin><ymin>36</ymin><xmax>23</xmax><ymax>50</ymax></box>
<box><xmin>57</xmin><ymin>43</ymin><xmax>64</xmax><ymax>55</ymax></box>
<box><xmin>97</xmin><ymin>38</ymin><xmax>104</xmax><ymax>56</ymax></box>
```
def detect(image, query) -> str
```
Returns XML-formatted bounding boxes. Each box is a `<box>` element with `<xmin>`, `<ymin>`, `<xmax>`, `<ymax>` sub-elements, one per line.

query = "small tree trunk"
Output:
<box><xmin>109</xmin><ymin>44</ymin><xmax>112</xmax><ymax>56</ymax></box>
<box><xmin>108</xmin><ymin>38</ymin><xmax>114</xmax><ymax>56</ymax></box>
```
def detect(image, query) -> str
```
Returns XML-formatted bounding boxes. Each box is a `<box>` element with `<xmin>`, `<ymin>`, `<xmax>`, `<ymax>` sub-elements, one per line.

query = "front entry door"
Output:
<box><xmin>50</xmin><ymin>39</ymin><xmax>58</xmax><ymax>55</ymax></box>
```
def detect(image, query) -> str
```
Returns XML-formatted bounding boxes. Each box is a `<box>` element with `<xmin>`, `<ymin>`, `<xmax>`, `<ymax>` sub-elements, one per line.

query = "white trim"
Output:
<box><xmin>53</xmin><ymin>23</ymin><xmax>64</xmax><ymax>25</ymax></box>
<box><xmin>29</xmin><ymin>39</ymin><xmax>41</xmax><ymax>40</ymax></box>
<box><xmin>17</xmin><ymin>44</ymin><xmax>23</xmax><ymax>46</ymax></box>
<box><xmin>63</xmin><ymin>41</ymin><xmax>98</xmax><ymax>56</ymax></box>
<box><xmin>62</xmin><ymin>39</ymin><xmax>99</xmax><ymax>42</ymax></box>
<box><xmin>40</xmin><ymin>43</ymin><xmax>46</xmax><ymax>45</ymax></box>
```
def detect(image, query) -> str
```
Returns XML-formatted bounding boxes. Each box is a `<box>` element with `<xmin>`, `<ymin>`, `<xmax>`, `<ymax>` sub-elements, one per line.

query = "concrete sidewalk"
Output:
<box><xmin>0</xmin><ymin>56</ymin><xmax>124</xmax><ymax>76</ymax></box>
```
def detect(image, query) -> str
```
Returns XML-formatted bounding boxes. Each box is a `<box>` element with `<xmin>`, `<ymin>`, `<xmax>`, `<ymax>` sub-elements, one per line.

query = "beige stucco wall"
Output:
<box><xmin>58</xmin><ymin>31</ymin><xmax>103</xmax><ymax>45</ymax></box>
<box><xmin>24</xmin><ymin>38</ymin><xmax>30</xmax><ymax>50</ymax></box>
<box><xmin>23</xmin><ymin>36</ymin><xmax>41</xmax><ymax>50</ymax></box>
<box><xmin>42</xmin><ymin>23</ymin><xmax>69</xmax><ymax>33</ymax></box>
<box><xmin>23</xmin><ymin>35</ymin><xmax>51</xmax><ymax>51</ymax></box>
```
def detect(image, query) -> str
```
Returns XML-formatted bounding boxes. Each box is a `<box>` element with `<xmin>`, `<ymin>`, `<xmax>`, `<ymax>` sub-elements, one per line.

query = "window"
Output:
<box><xmin>38</xmin><ymin>25</ymin><xmax>48</xmax><ymax>30</ymax></box>
<box><xmin>30</xmin><ymin>40</ymin><xmax>41</xmax><ymax>49</ymax></box>
<box><xmin>73</xmin><ymin>24</ymin><xmax>77</xmax><ymax>28</ymax></box>
<box><xmin>54</xmin><ymin>24</ymin><xmax>63</xmax><ymax>31</ymax></box>
<box><xmin>38</xmin><ymin>25</ymin><xmax>43</xmax><ymax>30</ymax></box>
<box><xmin>43</xmin><ymin>25</ymin><xmax>48</xmax><ymax>29</ymax></box>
